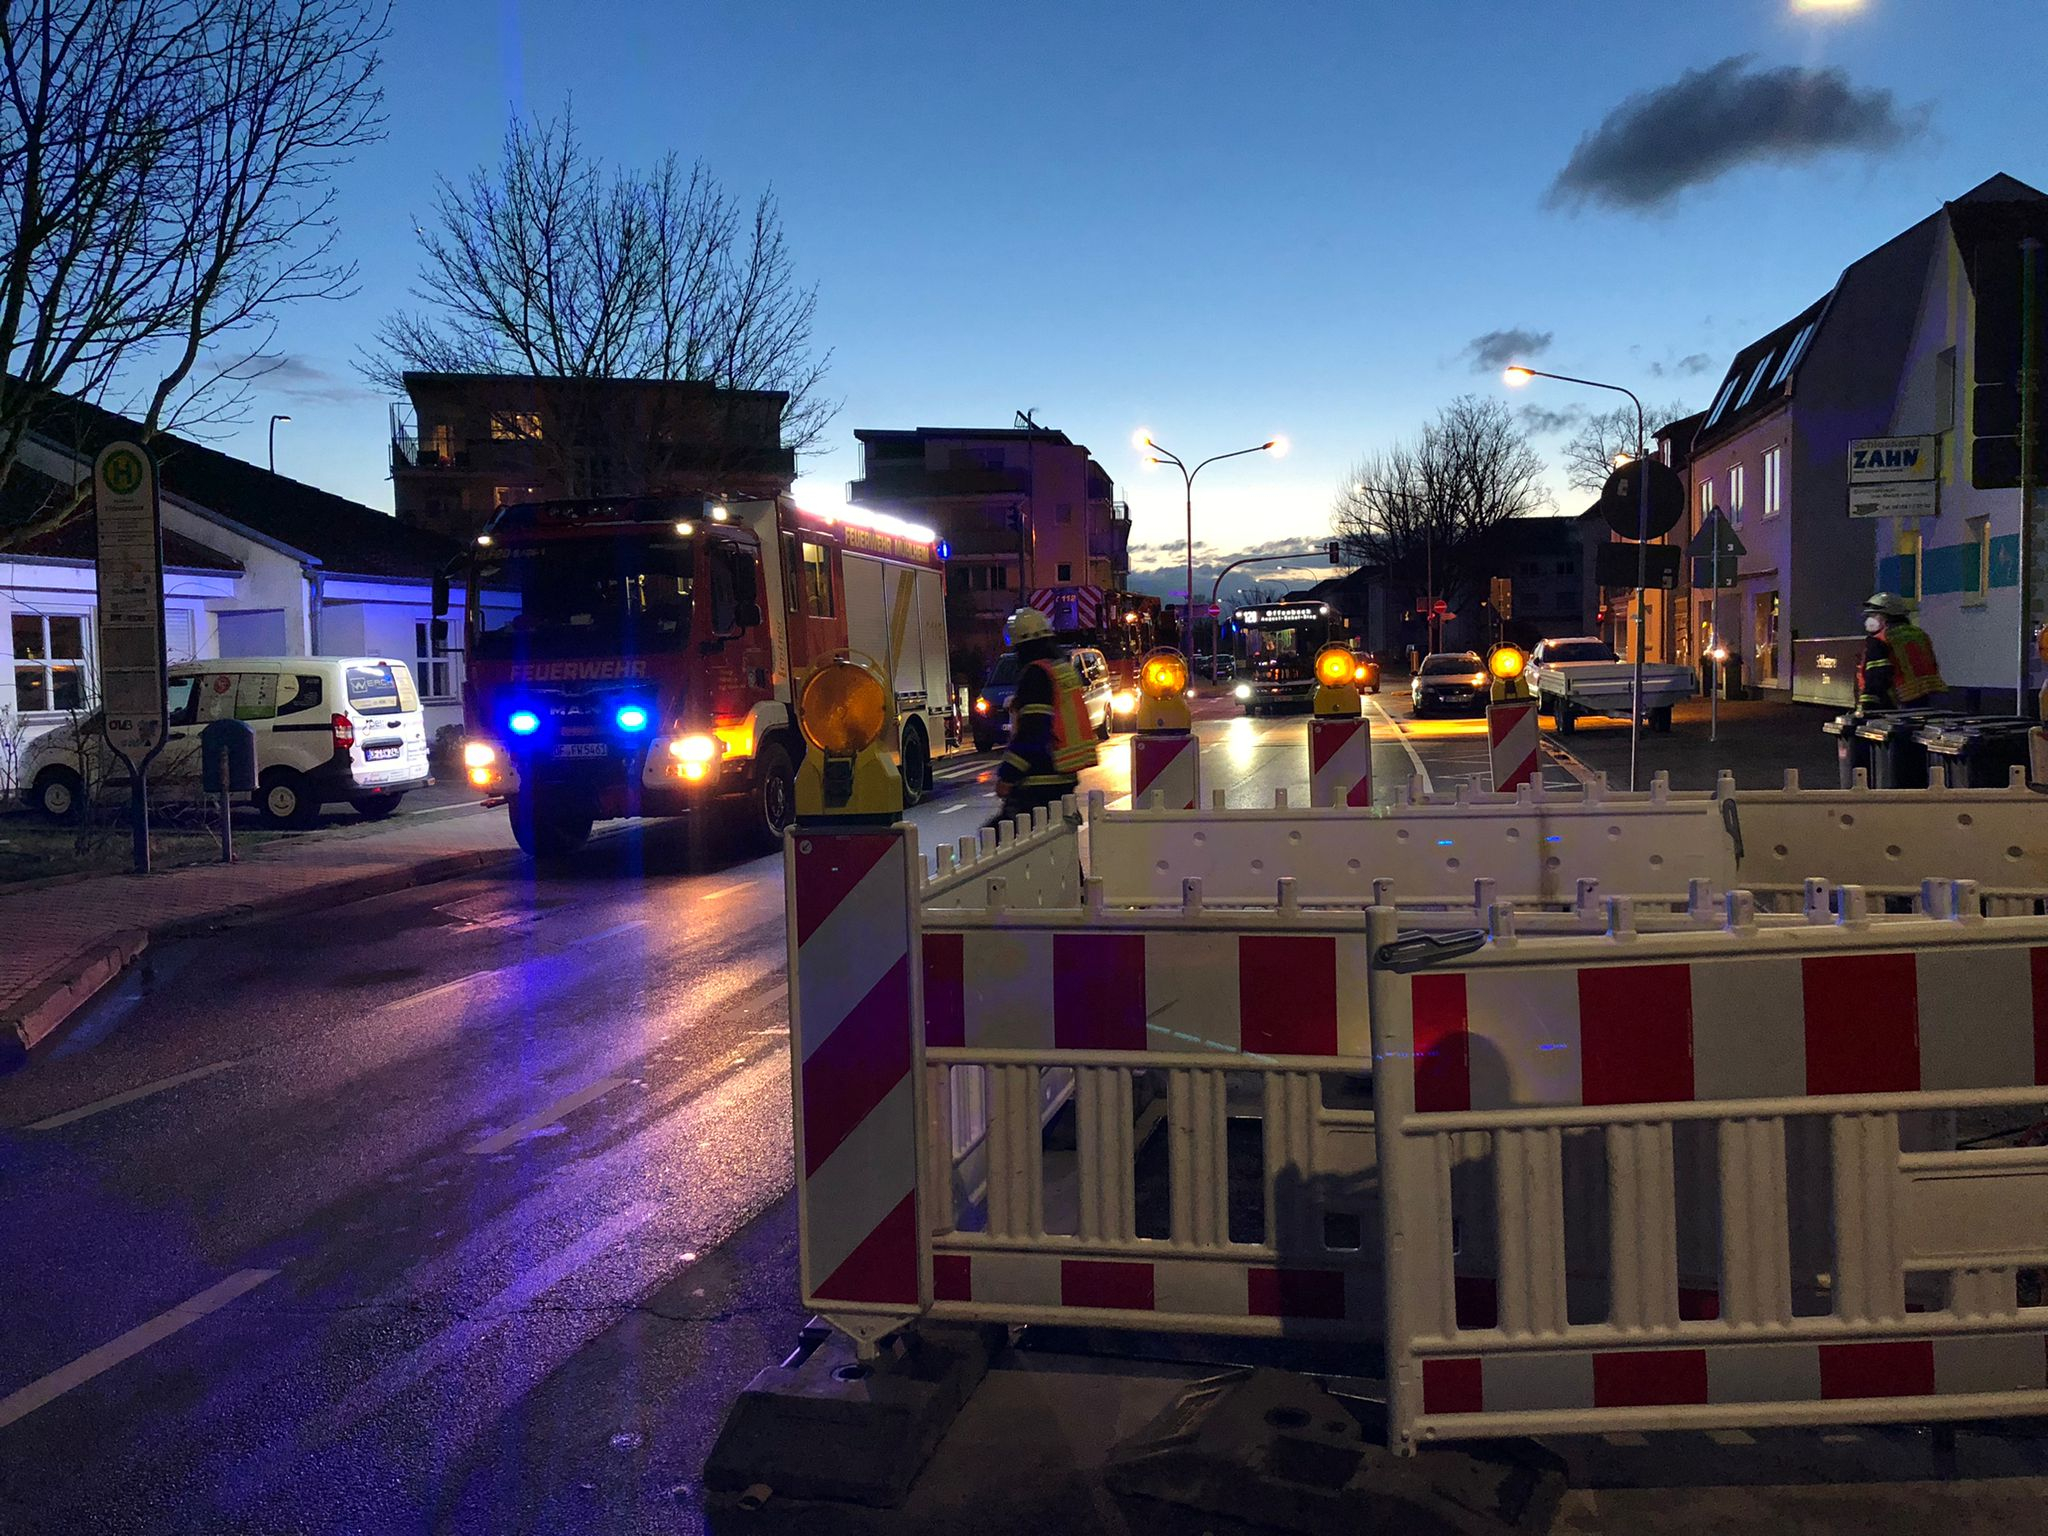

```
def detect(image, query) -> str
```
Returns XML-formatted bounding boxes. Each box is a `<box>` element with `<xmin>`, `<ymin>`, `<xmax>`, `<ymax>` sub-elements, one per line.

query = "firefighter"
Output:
<box><xmin>1857</xmin><ymin>591</ymin><xmax>1945</xmax><ymax>713</ymax></box>
<box><xmin>991</xmin><ymin>607</ymin><xmax>1097</xmax><ymax>826</ymax></box>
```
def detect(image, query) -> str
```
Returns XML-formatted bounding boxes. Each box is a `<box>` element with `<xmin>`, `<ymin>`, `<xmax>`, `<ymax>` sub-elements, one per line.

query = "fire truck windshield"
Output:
<box><xmin>472</xmin><ymin>538</ymin><xmax>694</xmax><ymax>659</ymax></box>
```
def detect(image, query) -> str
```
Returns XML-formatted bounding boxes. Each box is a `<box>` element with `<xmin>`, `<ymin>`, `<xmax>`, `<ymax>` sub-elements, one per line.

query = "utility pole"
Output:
<box><xmin>2020</xmin><ymin>238</ymin><xmax>2040</xmax><ymax>717</ymax></box>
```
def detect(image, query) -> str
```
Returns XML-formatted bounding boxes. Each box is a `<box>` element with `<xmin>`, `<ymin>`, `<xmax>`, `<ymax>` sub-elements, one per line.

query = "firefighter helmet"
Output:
<box><xmin>1863</xmin><ymin>591</ymin><xmax>1911</xmax><ymax>619</ymax></box>
<box><xmin>1005</xmin><ymin>606</ymin><xmax>1053</xmax><ymax>645</ymax></box>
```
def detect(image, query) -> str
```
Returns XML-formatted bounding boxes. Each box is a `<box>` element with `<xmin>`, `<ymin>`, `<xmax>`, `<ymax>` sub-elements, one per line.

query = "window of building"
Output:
<box><xmin>424</xmin><ymin>424</ymin><xmax>453</xmax><ymax>462</ymax></box>
<box><xmin>1767</xmin><ymin>323</ymin><xmax>1817</xmax><ymax>391</ymax></box>
<box><xmin>990</xmin><ymin>565</ymin><xmax>1009</xmax><ymax>591</ymax></box>
<box><xmin>1762</xmin><ymin>446</ymin><xmax>1782</xmax><ymax>518</ymax></box>
<box><xmin>415</xmin><ymin>620</ymin><xmax>454</xmax><ymax>701</ymax></box>
<box><xmin>1936</xmin><ymin>347</ymin><xmax>1958</xmax><ymax>434</ymax></box>
<box><xmin>1057</xmin><ymin>562</ymin><xmax>1073</xmax><ymax>582</ymax></box>
<box><xmin>1753</xmin><ymin>590</ymin><xmax>1780</xmax><ymax>685</ymax></box>
<box><xmin>11</xmin><ymin>612</ymin><xmax>88</xmax><ymax>713</ymax></box>
<box><xmin>1734</xmin><ymin>352</ymin><xmax>1775</xmax><ymax>413</ymax></box>
<box><xmin>1965</xmin><ymin>516</ymin><xmax>1990</xmax><ymax>607</ymax></box>
<box><xmin>1900</xmin><ymin>527</ymin><xmax>1924</xmax><ymax>602</ymax></box>
<box><xmin>489</xmin><ymin>411</ymin><xmax>541</xmax><ymax>441</ymax></box>
<box><xmin>1698</xmin><ymin>479</ymin><xmax>1714</xmax><ymax>524</ymax></box>
<box><xmin>800</xmin><ymin>540</ymin><xmax>834</xmax><ymax>616</ymax></box>
<box><xmin>1729</xmin><ymin>464</ymin><xmax>1746</xmax><ymax>526</ymax></box>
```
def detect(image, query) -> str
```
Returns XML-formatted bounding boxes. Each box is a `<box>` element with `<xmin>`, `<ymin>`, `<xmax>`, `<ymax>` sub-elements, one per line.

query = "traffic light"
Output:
<box><xmin>1327</xmin><ymin>539</ymin><xmax>1342</xmax><ymax>566</ymax></box>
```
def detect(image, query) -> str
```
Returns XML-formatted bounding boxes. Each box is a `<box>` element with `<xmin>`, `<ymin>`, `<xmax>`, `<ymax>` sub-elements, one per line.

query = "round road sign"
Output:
<box><xmin>1599</xmin><ymin>458</ymin><xmax>1685</xmax><ymax>540</ymax></box>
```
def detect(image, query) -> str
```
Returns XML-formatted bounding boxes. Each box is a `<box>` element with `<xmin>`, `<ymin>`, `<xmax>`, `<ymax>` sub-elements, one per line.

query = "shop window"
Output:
<box><xmin>415</xmin><ymin>620</ymin><xmax>454</xmax><ymax>700</ymax></box>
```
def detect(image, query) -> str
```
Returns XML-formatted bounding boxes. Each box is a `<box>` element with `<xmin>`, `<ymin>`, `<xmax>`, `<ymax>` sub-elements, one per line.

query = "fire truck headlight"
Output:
<box><xmin>463</xmin><ymin>741</ymin><xmax>498</xmax><ymax>770</ymax></box>
<box><xmin>799</xmin><ymin>659</ymin><xmax>888</xmax><ymax>756</ymax></box>
<box><xmin>670</xmin><ymin>733</ymin><xmax>719</xmax><ymax>782</ymax></box>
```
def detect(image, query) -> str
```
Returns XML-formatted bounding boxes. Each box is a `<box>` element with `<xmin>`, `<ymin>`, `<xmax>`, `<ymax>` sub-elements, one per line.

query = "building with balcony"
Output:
<box><xmin>847</xmin><ymin>424</ymin><xmax>1132</xmax><ymax>689</ymax></box>
<box><xmin>389</xmin><ymin>372</ymin><xmax>796</xmax><ymax>542</ymax></box>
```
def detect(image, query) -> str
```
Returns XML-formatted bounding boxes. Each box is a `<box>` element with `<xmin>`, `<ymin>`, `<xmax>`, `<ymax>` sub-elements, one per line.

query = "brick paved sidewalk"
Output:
<box><xmin>1</xmin><ymin>805</ymin><xmax>528</xmax><ymax>1056</ymax></box>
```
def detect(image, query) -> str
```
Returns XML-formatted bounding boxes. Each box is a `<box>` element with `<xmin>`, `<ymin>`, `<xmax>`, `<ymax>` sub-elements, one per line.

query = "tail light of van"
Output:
<box><xmin>332</xmin><ymin>713</ymin><xmax>356</xmax><ymax>751</ymax></box>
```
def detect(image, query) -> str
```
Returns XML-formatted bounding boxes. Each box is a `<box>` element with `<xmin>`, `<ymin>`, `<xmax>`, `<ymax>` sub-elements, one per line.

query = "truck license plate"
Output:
<box><xmin>365</xmin><ymin>745</ymin><xmax>400</xmax><ymax>761</ymax></box>
<box><xmin>554</xmin><ymin>742</ymin><xmax>608</xmax><ymax>759</ymax></box>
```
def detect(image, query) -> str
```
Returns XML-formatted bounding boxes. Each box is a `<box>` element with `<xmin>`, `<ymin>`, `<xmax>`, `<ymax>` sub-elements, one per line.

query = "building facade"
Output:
<box><xmin>847</xmin><ymin>425</ymin><xmax>1132</xmax><ymax>688</ymax></box>
<box><xmin>1671</xmin><ymin>173</ymin><xmax>2045</xmax><ymax>706</ymax></box>
<box><xmin>3</xmin><ymin>394</ymin><xmax>465</xmax><ymax>787</ymax></box>
<box><xmin>389</xmin><ymin>372</ymin><xmax>796</xmax><ymax>542</ymax></box>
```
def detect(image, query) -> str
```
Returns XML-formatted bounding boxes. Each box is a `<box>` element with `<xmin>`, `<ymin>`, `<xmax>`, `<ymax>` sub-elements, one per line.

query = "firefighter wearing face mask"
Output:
<box><xmin>1858</xmin><ymin>592</ymin><xmax>1944</xmax><ymax>712</ymax></box>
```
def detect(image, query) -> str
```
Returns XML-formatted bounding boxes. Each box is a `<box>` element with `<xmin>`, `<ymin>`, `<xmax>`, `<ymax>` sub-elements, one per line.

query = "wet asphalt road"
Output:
<box><xmin>0</xmin><ymin>704</ymin><xmax>1514</xmax><ymax>1535</ymax></box>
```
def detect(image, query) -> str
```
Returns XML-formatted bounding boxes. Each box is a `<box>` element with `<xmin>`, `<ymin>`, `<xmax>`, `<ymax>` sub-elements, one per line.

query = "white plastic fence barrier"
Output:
<box><xmin>1087</xmin><ymin>769</ymin><xmax>2047</xmax><ymax>909</ymax></box>
<box><xmin>1368</xmin><ymin>900</ymin><xmax>2048</xmax><ymax>1450</ymax></box>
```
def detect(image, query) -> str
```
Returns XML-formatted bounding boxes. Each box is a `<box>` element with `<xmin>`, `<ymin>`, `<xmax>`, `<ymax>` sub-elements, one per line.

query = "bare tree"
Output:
<box><xmin>1559</xmin><ymin>400</ymin><xmax>1694</xmax><ymax>496</ymax></box>
<box><xmin>0</xmin><ymin>0</ymin><xmax>388</xmax><ymax>541</ymax></box>
<box><xmin>1332</xmin><ymin>395</ymin><xmax>1550</xmax><ymax>618</ymax></box>
<box><xmin>365</xmin><ymin>103</ymin><xmax>835</xmax><ymax>491</ymax></box>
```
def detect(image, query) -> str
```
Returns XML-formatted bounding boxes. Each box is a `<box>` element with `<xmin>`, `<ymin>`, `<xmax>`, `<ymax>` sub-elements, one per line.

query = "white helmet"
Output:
<box><xmin>1005</xmin><ymin>607</ymin><xmax>1052</xmax><ymax>645</ymax></box>
<box><xmin>1863</xmin><ymin>591</ymin><xmax>1910</xmax><ymax>619</ymax></box>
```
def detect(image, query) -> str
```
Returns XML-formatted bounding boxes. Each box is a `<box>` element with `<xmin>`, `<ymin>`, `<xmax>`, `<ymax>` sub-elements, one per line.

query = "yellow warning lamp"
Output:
<box><xmin>1135</xmin><ymin>647</ymin><xmax>1192</xmax><ymax>733</ymax></box>
<box><xmin>795</xmin><ymin>656</ymin><xmax>902</xmax><ymax>821</ymax></box>
<box><xmin>1487</xmin><ymin>642</ymin><xmax>1531</xmax><ymax>703</ymax></box>
<box><xmin>1313</xmin><ymin>643</ymin><xmax>1361</xmax><ymax>717</ymax></box>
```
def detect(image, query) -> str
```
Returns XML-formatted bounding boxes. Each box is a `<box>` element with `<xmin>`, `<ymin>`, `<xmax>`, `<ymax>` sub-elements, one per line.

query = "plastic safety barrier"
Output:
<box><xmin>1368</xmin><ymin>900</ymin><xmax>2048</xmax><ymax>1450</ymax></box>
<box><xmin>1088</xmin><ymin>768</ymin><xmax>2047</xmax><ymax>909</ymax></box>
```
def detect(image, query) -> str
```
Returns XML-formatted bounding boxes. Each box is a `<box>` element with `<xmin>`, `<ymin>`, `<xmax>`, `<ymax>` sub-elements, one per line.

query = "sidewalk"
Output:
<box><xmin>1543</xmin><ymin>693</ymin><xmax>1842</xmax><ymax>792</ymax></box>
<box><xmin>0</xmin><ymin>803</ymin><xmax>528</xmax><ymax>1057</ymax></box>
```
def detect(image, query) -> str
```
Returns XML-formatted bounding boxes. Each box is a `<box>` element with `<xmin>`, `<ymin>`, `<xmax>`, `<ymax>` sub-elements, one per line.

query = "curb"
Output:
<box><xmin>0</xmin><ymin>843</ymin><xmax>529</xmax><ymax>1063</ymax></box>
<box><xmin>3</xmin><ymin>929</ymin><xmax>150</xmax><ymax>1059</ymax></box>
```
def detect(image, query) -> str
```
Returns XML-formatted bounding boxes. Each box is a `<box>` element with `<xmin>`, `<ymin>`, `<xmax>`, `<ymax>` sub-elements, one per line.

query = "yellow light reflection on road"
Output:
<box><xmin>1396</xmin><ymin>718</ymin><xmax>1489</xmax><ymax>740</ymax></box>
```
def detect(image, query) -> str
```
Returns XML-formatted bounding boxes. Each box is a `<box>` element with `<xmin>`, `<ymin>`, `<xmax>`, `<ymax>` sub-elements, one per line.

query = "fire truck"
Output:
<box><xmin>442</xmin><ymin>494</ymin><xmax>955</xmax><ymax>858</ymax></box>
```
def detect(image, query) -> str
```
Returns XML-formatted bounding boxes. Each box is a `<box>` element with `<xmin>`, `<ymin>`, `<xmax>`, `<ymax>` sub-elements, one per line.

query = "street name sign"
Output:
<box><xmin>93</xmin><ymin>441</ymin><xmax>167</xmax><ymax>766</ymax></box>
<box><xmin>1848</xmin><ymin>434</ymin><xmax>1939</xmax><ymax>518</ymax></box>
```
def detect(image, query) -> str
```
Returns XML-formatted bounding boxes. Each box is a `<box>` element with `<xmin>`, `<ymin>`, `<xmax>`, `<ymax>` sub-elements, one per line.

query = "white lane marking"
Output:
<box><xmin>578</xmin><ymin>918</ymin><xmax>650</xmax><ymax>944</ymax></box>
<box><xmin>699</xmin><ymin>881</ymin><xmax>756</xmax><ymax>903</ymax></box>
<box><xmin>322</xmin><ymin>1202</ymin><xmax>657</xmax><ymax>1435</ymax></box>
<box><xmin>1707</xmin><ymin>1429</ymin><xmax>1755</xmax><ymax>1447</ymax></box>
<box><xmin>373</xmin><ymin>970</ymin><xmax>492</xmax><ymax>1016</ymax></box>
<box><xmin>0</xmin><ymin>1268</ymin><xmax>278</xmax><ymax>1429</ymax></box>
<box><xmin>1604</xmin><ymin>1431</ymin><xmax>1649</xmax><ymax>1447</ymax></box>
<box><xmin>468</xmin><ymin>1078</ymin><xmax>628</xmax><ymax>1155</ymax></box>
<box><xmin>1365</xmin><ymin>696</ymin><xmax>1433</xmax><ymax>796</ymax></box>
<box><xmin>757</xmin><ymin>980</ymin><xmax>789</xmax><ymax>1010</ymax></box>
<box><xmin>27</xmin><ymin>1059</ymin><xmax>240</xmax><ymax>1131</ymax></box>
<box><xmin>938</xmin><ymin>803</ymin><xmax>972</xmax><ymax>815</ymax></box>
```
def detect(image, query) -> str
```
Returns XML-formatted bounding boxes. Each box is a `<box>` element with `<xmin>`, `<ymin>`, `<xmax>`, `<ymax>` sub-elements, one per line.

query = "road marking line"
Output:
<box><xmin>468</xmin><ymin>1078</ymin><xmax>628</xmax><ymax>1155</ymax></box>
<box><xmin>1365</xmin><ymin>696</ymin><xmax>1432</xmax><ymax>796</ymax></box>
<box><xmin>0</xmin><ymin>1268</ymin><xmax>278</xmax><ymax>1429</ymax></box>
<box><xmin>373</xmin><ymin>970</ymin><xmax>492</xmax><ymax>1016</ymax></box>
<box><xmin>1604</xmin><ymin>1431</ymin><xmax>1649</xmax><ymax>1447</ymax></box>
<box><xmin>579</xmin><ymin>918</ymin><xmax>650</xmax><ymax>944</ymax></box>
<box><xmin>27</xmin><ymin>1059</ymin><xmax>240</xmax><ymax>1131</ymax></box>
<box><xmin>758</xmin><ymin>980</ymin><xmax>789</xmax><ymax>1009</ymax></box>
<box><xmin>699</xmin><ymin>882</ymin><xmax>756</xmax><ymax>902</ymax></box>
<box><xmin>1707</xmin><ymin>1429</ymin><xmax>1755</xmax><ymax>1447</ymax></box>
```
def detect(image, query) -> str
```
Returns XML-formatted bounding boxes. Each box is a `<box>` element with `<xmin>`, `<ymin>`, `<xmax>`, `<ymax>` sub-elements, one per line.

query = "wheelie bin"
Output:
<box><xmin>1853</xmin><ymin>709</ymin><xmax>1966</xmax><ymax>789</ymax></box>
<box><xmin>1822</xmin><ymin>711</ymin><xmax>1873</xmax><ymax>788</ymax></box>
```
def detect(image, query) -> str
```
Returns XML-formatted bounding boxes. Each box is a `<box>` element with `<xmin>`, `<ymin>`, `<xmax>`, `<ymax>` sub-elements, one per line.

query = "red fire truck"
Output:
<box><xmin>442</xmin><ymin>494</ymin><xmax>955</xmax><ymax>858</ymax></box>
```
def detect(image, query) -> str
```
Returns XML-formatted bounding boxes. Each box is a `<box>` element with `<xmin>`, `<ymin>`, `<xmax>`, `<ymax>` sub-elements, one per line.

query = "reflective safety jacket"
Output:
<box><xmin>1888</xmin><ymin>621</ymin><xmax>1945</xmax><ymax>703</ymax></box>
<box><xmin>1000</xmin><ymin>657</ymin><xmax>1098</xmax><ymax>788</ymax></box>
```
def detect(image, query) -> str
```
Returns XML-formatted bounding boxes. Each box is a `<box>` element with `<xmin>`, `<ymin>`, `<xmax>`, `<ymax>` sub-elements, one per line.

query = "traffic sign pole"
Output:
<box><xmin>93</xmin><ymin>441</ymin><xmax>168</xmax><ymax>876</ymax></box>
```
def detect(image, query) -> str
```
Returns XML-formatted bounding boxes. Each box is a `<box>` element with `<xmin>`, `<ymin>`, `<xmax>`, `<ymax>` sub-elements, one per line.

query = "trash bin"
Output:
<box><xmin>1853</xmin><ymin>709</ymin><xmax>1966</xmax><ymax>789</ymax></box>
<box><xmin>1822</xmin><ymin>711</ymin><xmax>1872</xmax><ymax>789</ymax></box>
<box><xmin>1915</xmin><ymin>717</ymin><xmax>2039</xmax><ymax>789</ymax></box>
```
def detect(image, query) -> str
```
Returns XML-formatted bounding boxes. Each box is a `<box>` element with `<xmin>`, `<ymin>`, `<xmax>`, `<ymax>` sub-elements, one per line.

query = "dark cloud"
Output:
<box><xmin>1463</xmin><ymin>327</ymin><xmax>1553</xmax><ymax>373</ymax></box>
<box><xmin>1516</xmin><ymin>403</ymin><xmax>1586</xmax><ymax>436</ymax></box>
<box><xmin>1649</xmin><ymin>352</ymin><xmax>1717</xmax><ymax>378</ymax></box>
<box><xmin>1549</xmin><ymin>54</ymin><xmax>1927</xmax><ymax>212</ymax></box>
<box><xmin>258</xmin><ymin>355</ymin><xmax>376</xmax><ymax>405</ymax></box>
<box><xmin>1126</xmin><ymin>536</ymin><xmax>1335</xmax><ymax>603</ymax></box>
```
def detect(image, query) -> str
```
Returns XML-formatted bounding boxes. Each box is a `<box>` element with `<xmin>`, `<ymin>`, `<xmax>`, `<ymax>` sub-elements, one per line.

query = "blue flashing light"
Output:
<box><xmin>508</xmin><ymin>709</ymin><xmax>541</xmax><ymax>736</ymax></box>
<box><xmin>935</xmin><ymin>538</ymin><xmax>952</xmax><ymax>560</ymax></box>
<box><xmin>1435</xmin><ymin>838</ymin><xmax>1455</xmax><ymax>846</ymax></box>
<box><xmin>615</xmin><ymin>704</ymin><xmax>650</xmax><ymax>733</ymax></box>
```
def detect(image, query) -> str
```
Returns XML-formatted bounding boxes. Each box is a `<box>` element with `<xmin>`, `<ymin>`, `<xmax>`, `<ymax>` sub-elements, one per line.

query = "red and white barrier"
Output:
<box><xmin>1130</xmin><ymin>730</ymin><xmax>1199</xmax><ymax>810</ymax></box>
<box><xmin>1308</xmin><ymin>715</ymin><xmax>1373</xmax><ymax>808</ymax></box>
<box><xmin>1369</xmin><ymin>902</ymin><xmax>2048</xmax><ymax>1451</ymax></box>
<box><xmin>787</xmin><ymin>825</ymin><xmax>929</xmax><ymax>1347</ymax></box>
<box><xmin>1485</xmin><ymin>697</ymin><xmax>1539</xmax><ymax>793</ymax></box>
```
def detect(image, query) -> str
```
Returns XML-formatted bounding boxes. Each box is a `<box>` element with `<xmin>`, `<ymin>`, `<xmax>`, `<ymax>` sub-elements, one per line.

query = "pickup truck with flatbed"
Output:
<box><xmin>1527</xmin><ymin>636</ymin><xmax>1696</xmax><ymax>735</ymax></box>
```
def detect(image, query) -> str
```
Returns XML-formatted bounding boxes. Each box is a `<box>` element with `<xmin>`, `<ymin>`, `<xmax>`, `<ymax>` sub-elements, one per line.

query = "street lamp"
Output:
<box><xmin>1135</xmin><ymin>429</ymin><xmax>1285</xmax><ymax>679</ymax></box>
<box><xmin>1504</xmin><ymin>363</ymin><xmax>1652</xmax><ymax>789</ymax></box>
<box><xmin>268</xmin><ymin>413</ymin><xmax>292</xmax><ymax>475</ymax></box>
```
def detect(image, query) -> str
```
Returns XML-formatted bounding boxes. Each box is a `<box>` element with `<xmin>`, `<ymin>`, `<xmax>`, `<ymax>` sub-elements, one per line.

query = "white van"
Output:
<box><xmin>19</xmin><ymin>656</ymin><xmax>433</xmax><ymax>828</ymax></box>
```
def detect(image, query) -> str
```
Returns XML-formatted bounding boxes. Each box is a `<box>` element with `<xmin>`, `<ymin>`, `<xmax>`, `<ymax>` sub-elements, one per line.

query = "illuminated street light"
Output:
<box><xmin>1133</xmin><ymin>431</ymin><xmax>1288</xmax><ymax>680</ymax></box>
<box><xmin>1792</xmin><ymin>0</ymin><xmax>1864</xmax><ymax>13</ymax></box>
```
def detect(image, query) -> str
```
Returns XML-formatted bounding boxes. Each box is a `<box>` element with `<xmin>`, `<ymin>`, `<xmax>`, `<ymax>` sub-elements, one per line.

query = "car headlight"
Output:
<box><xmin>974</xmin><ymin>696</ymin><xmax>990</xmax><ymax>714</ymax></box>
<box><xmin>1112</xmin><ymin>690</ymin><xmax>1137</xmax><ymax>714</ymax></box>
<box><xmin>1234</xmin><ymin>683</ymin><xmax>1251</xmax><ymax>701</ymax></box>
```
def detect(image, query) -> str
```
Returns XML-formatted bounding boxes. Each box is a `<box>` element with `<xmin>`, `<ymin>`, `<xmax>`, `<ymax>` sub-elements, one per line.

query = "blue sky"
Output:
<box><xmin>225</xmin><ymin>0</ymin><xmax>2048</xmax><ymax>597</ymax></box>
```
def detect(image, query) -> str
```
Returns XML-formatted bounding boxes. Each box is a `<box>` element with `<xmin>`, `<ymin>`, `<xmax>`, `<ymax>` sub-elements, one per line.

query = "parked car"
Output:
<box><xmin>1191</xmin><ymin>653</ymin><xmax>1236</xmax><ymax>681</ymax></box>
<box><xmin>21</xmin><ymin>656</ymin><xmax>432</xmax><ymax>828</ymax></box>
<box><xmin>1410</xmin><ymin>651</ymin><xmax>1488</xmax><ymax>717</ymax></box>
<box><xmin>970</xmin><ymin>645</ymin><xmax>1114</xmax><ymax>753</ymax></box>
<box><xmin>1235</xmin><ymin>653</ymin><xmax>1315</xmax><ymax>715</ymax></box>
<box><xmin>1527</xmin><ymin>635</ymin><xmax>1697</xmax><ymax>734</ymax></box>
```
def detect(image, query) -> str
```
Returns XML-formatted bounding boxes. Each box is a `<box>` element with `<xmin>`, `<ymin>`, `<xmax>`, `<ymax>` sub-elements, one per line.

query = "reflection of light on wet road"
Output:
<box><xmin>1395</xmin><ymin>719</ymin><xmax>1488</xmax><ymax>740</ymax></box>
